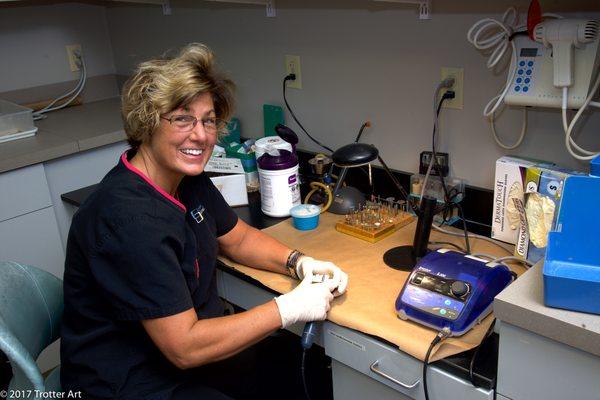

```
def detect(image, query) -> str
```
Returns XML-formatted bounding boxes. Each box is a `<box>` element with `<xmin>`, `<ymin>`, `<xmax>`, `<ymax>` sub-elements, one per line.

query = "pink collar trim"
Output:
<box><xmin>121</xmin><ymin>151</ymin><xmax>186</xmax><ymax>212</ymax></box>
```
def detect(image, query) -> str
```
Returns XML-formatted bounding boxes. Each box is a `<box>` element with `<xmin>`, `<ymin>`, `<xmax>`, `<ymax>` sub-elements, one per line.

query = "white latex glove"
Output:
<box><xmin>296</xmin><ymin>256</ymin><xmax>349</xmax><ymax>296</ymax></box>
<box><xmin>274</xmin><ymin>276</ymin><xmax>337</xmax><ymax>329</ymax></box>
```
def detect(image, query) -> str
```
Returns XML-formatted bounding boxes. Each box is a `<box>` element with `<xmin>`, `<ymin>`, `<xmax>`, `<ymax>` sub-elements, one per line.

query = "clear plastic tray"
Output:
<box><xmin>410</xmin><ymin>174</ymin><xmax>465</xmax><ymax>203</ymax></box>
<box><xmin>409</xmin><ymin>174</ymin><xmax>465</xmax><ymax>225</ymax></box>
<box><xmin>0</xmin><ymin>99</ymin><xmax>37</xmax><ymax>144</ymax></box>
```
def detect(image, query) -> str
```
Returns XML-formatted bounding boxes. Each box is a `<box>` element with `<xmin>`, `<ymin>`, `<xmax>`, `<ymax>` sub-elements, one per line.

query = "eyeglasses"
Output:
<box><xmin>160</xmin><ymin>115</ymin><xmax>227</xmax><ymax>133</ymax></box>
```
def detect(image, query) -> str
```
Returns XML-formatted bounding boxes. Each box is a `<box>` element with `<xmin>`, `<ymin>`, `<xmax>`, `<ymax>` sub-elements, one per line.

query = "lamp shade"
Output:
<box><xmin>332</xmin><ymin>143</ymin><xmax>379</xmax><ymax>167</ymax></box>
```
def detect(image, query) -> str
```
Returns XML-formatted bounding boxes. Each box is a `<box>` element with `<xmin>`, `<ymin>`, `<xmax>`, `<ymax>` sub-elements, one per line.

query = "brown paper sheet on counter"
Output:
<box><xmin>219</xmin><ymin>212</ymin><xmax>522</xmax><ymax>362</ymax></box>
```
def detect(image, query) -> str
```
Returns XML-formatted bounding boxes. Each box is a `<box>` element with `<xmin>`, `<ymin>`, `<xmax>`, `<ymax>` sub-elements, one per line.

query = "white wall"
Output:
<box><xmin>105</xmin><ymin>0</ymin><xmax>600</xmax><ymax>189</ymax></box>
<box><xmin>0</xmin><ymin>2</ymin><xmax>116</xmax><ymax>92</ymax></box>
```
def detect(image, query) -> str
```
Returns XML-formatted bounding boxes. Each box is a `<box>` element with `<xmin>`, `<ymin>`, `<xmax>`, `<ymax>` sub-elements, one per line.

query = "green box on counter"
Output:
<box><xmin>225</xmin><ymin>143</ymin><xmax>259</xmax><ymax>191</ymax></box>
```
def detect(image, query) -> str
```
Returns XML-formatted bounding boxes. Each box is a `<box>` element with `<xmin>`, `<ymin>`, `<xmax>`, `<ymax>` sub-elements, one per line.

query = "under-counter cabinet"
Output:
<box><xmin>494</xmin><ymin>263</ymin><xmax>600</xmax><ymax>400</ymax></box>
<box><xmin>497</xmin><ymin>323</ymin><xmax>600</xmax><ymax>400</ymax></box>
<box><xmin>216</xmin><ymin>268</ymin><xmax>495</xmax><ymax>400</ymax></box>
<box><xmin>324</xmin><ymin>322</ymin><xmax>494</xmax><ymax>400</ymax></box>
<box><xmin>0</xmin><ymin>163</ymin><xmax>64</xmax><ymax>277</ymax></box>
<box><xmin>0</xmin><ymin>141</ymin><xmax>127</xmax><ymax>277</ymax></box>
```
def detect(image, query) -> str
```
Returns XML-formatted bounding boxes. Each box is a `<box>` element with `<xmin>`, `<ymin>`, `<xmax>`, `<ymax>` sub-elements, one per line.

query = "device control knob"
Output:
<box><xmin>451</xmin><ymin>281</ymin><xmax>469</xmax><ymax>297</ymax></box>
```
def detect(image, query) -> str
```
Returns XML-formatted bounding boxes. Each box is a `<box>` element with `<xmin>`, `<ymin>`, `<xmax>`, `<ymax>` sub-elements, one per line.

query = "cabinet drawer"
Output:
<box><xmin>0</xmin><ymin>206</ymin><xmax>64</xmax><ymax>277</ymax></box>
<box><xmin>324</xmin><ymin>322</ymin><xmax>422</xmax><ymax>398</ymax></box>
<box><xmin>324</xmin><ymin>323</ymin><xmax>493</xmax><ymax>400</ymax></box>
<box><xmin>0</xmin><ymin>164</ymin><xmax>52</xmax><ymax>222</ymax></box>
<box><xmin>332</xmin><ymin>360</ymin><xmax>413</xmax><ymax>400</ymax></box>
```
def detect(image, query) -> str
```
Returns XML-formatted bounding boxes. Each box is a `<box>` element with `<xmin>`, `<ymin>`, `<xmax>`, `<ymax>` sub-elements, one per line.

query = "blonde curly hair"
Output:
<box><xmin>121</xmin><ymin>43</ymin><xmax>235</xmax><ymax>149</ymax></box>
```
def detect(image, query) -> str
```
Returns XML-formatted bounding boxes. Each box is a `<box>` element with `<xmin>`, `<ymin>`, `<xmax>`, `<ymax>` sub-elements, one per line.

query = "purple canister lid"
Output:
<box><xmin>257</xmin><ymin>149</ymin><xmax>298</xmax><ymax>171</ymax></box>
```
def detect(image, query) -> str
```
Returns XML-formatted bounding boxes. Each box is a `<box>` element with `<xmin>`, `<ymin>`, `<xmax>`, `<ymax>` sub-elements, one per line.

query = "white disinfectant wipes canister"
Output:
<box><xmin>254</xmin><ymin>136</ymin><xmax>293</xmax><ymax>160</ymax></box>
<box><xmin>257</xmin><ymin>149</ymin><xmax>301</xmax><ymax>217</ymax></box>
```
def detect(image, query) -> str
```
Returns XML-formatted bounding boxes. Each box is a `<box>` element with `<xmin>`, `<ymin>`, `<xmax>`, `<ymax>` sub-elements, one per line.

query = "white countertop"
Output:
<box><xmin>0</xmin><ymin>97</ymin><xmax>124</xmax><ymax>173</ymax></box>
<box><xmin>494</xmin><ymin>261</ymin><xmax>600</xmax><ymax>356</ymax></box>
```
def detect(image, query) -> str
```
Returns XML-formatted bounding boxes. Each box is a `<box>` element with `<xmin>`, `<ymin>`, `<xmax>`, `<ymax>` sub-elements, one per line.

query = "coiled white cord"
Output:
<box><xmin>467</xmin><ymin>7</ymin><xmax>528</xmax><ymax>149</ymax></box>
<box><xmin>561</xmin><ymin>71</ymin><xmax>600</xmax><ymax>161</ymax></box>
<box><xmin>490</xmin><ymin>107</ymin><xmax>528</xmax><ymax>150</ymax></box>
<box><xmin>467</xmin><ymin>7</ymin><xmax>524</xmax><ymax>119</ymax></box>
<box><xmin>468</xmin><ymin>7</ymin><xmax>562</xmax><ymax>150</ymax></box>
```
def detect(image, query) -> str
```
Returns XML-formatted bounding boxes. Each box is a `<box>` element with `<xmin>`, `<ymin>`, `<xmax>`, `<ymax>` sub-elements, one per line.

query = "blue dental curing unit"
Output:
<box><xmin>396</xmin><ymin>249</ymin><xmax>513</xmax><ymax>336</ymax></box>
<box><xmin>543</xmin><ymin>155</ymin><xmax>600</xmax><ymax>315</ymax></box>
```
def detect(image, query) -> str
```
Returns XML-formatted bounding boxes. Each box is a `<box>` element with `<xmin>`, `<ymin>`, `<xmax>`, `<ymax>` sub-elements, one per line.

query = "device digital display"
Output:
<box><xmin>400</xmin><ymin>285</ymin><xmax>464</xmax><ymax>320</ymax></box>
<box><xmin>520</xmin><ymin>48</ymin><xmax>538</xmax><ymax>57</ymax></box>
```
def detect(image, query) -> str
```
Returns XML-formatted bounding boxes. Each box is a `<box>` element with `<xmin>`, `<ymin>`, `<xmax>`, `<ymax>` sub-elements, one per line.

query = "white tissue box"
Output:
<box><xmin>205</xmin><ymin>157</ymin><xmax>249</xmax><ymax>207</ymax></box>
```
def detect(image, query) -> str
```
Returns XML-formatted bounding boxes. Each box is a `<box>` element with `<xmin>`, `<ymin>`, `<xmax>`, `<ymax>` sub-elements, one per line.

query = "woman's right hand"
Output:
<box><xmin>274</xmin><ymin>276</ymin><xmax>337</xmax><ymax>329</ymax></box>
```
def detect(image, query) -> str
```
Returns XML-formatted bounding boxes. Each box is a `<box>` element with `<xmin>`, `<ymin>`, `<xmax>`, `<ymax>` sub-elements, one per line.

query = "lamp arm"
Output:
<box><xmin>377</xmin><ymin>155</ymin><xmax>420</xmax><ymax>215</ymax></box>
<box><xmin>332</xmin><ymin>167</ymin><xmax>348</xmax><ymax>196</ymax></box>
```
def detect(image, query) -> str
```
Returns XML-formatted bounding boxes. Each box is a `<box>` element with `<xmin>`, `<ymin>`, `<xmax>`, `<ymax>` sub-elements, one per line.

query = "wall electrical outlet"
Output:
<box><xmin>440</xmin><ymin>67</ymin><xmax>463</xmax><ymax>109</ymax></box>
<box><xmin>285</xmin><ymin>55</ymin><xmax>302</xmax><ymax>89</ymax></box>
<box><xmin>66</xmin><ymin>44</ymin><xmax>82</xmax><ymax>72</ymax></box>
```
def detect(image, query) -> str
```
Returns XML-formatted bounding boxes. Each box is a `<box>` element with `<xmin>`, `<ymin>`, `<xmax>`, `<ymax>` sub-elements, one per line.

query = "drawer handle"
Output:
<box><xmin>369</xmin><ymin>360</ymin><xmax>420</xmax><ymax>389</ymax></box>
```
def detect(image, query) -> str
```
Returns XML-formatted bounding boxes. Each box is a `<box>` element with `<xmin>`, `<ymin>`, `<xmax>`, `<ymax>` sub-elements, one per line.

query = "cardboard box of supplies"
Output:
<box><xmin>205</xmin><ymin>157</ymin><xmax>249</xmax><ymax>207</ymax></box>
<box><xmin>491</xmin><ymin>156</ymin><xmax>583</xmax><ymax>263</ymax></box>
<box><xmin>492</xmin><ymin>157</ymin><xmax>538</xmax><ymax>245</ymax></box>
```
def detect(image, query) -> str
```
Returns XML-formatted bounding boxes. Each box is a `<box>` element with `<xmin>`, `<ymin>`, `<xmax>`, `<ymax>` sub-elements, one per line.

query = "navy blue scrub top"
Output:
<box><xmin>61</xmin><ymin>150</ymin><xmax>239</xmax><ymax>399</ymax></box>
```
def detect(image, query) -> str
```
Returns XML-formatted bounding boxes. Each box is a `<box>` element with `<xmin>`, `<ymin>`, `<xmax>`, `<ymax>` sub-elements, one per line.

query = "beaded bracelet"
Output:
<box><xmin>285</xmin><ymin>249</ymin><xmax>305</xmax><ymax>280</ymax></box>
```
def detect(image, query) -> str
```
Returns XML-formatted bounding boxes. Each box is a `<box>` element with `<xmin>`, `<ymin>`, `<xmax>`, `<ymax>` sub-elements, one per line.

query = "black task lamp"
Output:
<box><xmin>331</xmin><ymin>143</ymin><xmax>439</xmax><ymax>271</ymax></box>
<box><xmin>328</xmin><ymin>143</ymin><xmax>376</xmax><ymax>214</ymax></box>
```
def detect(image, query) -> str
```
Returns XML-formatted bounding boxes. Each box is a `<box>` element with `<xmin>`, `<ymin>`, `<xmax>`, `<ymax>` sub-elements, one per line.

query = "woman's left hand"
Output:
<box><xmin>296</xmin><ymin>257</ymin><xmax>349</xmax><ymax>296</ymax></box>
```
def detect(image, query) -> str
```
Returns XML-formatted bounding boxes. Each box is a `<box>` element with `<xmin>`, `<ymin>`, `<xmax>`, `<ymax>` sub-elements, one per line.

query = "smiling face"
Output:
<box><xmin>134</xmin><ymin>92</ymin><xmax>218</xmax><ymax>193</ymax></box>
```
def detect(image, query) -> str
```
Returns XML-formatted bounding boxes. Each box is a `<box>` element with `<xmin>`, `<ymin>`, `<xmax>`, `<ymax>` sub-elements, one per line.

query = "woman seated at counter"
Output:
<box><xmin>60</xmin><ymin>43</ymin><xmax>348</xmax><ymax>400</ymax></box>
